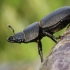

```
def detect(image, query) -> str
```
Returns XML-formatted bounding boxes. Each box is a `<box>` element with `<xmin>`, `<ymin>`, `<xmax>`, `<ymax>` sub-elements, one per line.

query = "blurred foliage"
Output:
<box><xmin>0</xmin><ymin>0</ymin><xmax>70</xmax><ymax>63</ymax></box>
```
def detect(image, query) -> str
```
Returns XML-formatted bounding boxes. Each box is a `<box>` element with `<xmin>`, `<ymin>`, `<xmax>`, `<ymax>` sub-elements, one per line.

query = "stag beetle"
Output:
<box><xmin>7</xmin><ymin>6</ymin><xmax>70</xmax><ymax>63</ymax></box>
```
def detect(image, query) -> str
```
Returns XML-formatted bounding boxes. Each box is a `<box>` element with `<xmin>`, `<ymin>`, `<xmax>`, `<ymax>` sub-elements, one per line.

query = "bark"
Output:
<box><xmin>39</xmin><ymin>26</ymin><xmax>70</xmax><ymax>70</ymax></box>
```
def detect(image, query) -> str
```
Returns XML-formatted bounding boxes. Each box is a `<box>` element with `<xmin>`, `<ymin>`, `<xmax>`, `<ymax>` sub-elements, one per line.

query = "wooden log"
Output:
<box><xmin>39</xmin><ymin>26</ymin><xmax>70</xmax><ymax>70</ymax></box>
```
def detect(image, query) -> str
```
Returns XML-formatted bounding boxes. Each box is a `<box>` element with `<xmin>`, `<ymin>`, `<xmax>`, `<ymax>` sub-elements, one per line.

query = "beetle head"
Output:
<box><xmin>7</xmin><ymin>32</ymin><xmax>25</xmax><ymax>43</ymax></box>
<box><xmin>7</xmin><ymin>25</ymin><xmax>25</xmax><ymax>43</ymax></box>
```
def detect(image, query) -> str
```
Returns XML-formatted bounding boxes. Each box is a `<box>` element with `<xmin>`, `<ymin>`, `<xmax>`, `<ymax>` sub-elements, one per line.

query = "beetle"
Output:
<box><xmin>7</xmin><ymin>6</ymin><xmax>70</xmax><ymax>63</ymax></box>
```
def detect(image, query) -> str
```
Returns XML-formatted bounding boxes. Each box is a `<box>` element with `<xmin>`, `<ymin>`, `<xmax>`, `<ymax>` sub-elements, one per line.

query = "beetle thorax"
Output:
<box><xmin>23</xmin><ymin>22</ymin><xmax>40</xmax><ymax>42</ymax></box>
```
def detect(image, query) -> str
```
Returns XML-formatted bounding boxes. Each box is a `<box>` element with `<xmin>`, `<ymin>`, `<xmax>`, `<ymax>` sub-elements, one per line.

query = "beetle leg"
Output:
<box><xmin>43</xmin><ymin>31</ymin><xmax>57</xmax><ymax>43</ymax></box>
<box><xmin>67</xmin><ymin>23</ymin><xmax>70</xmax><ymax>29</ymax></box>
<box><xmin>56</xmin><ymin>35</ymin><xmax>62</xmax><ymax>39</ymax></box>
<box><xmin>37</xmin><ymin>40</ymin><xmax>44</xmax><ymax>63</ymax></box>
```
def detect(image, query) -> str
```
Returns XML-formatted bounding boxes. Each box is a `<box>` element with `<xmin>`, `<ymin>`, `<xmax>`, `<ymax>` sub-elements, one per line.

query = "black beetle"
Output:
<box><xmin>7</xmin><ymin>6</ymin><xmax>70</xmax><ymax>63</ymax></box>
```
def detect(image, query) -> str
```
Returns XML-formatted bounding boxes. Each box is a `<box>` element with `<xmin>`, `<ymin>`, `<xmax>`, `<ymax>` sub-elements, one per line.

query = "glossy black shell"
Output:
<box><xmin>23</xmin><ymin>22</ymin><xmax>39</xmax><ymax>42</ymax></box>
<box><xmin>40</xmin><ymin>6</ymin><xmax>70</xmax><ymax>28</ymax></box>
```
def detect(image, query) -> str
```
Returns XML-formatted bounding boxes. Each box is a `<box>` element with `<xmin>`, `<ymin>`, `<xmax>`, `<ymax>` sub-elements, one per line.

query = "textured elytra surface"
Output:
<box><xmin>40</xmin><ymin>6</ymin><xmax>70</xmax><ymax>28</ymax></box>
<box><xmin>39</xmin><ymin>26</ymin><xmax>70</xmax><ymax>70</ymax></box>
<box><xmin>23</xmin><ymin>22</ymin><xmax>39</xmax><ymax>42</ymax></box>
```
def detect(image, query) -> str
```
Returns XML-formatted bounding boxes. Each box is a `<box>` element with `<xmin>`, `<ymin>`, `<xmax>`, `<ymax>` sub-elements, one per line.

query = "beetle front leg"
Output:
<box><xmin>37</xmin><ymin>40</ymin><xmax>44</xmax><ymax>63</ymax></box>
<box><xmin>43</xmin><ymin>31</ymin><xmax>57</xmax><ymax>43</ymax></box>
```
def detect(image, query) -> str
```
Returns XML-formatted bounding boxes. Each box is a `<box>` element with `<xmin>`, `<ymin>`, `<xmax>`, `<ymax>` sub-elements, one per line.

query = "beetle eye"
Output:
<box><xmin>16</xmin><ymin>38</ymin><xmax>23</xmax><ymax>43</ymax></box>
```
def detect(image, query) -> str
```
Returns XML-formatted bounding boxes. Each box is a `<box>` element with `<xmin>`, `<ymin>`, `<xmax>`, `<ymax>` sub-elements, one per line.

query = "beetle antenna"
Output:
<box><xmin>8</xmin><ymin>24</ymin><xmax>15</xmax><ymax>35</ymax></box>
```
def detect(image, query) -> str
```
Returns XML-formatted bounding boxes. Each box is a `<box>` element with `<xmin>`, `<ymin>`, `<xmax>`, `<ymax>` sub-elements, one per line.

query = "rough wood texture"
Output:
<box><xmin>39</xmin><ymin>26</ymin><xmax>70</xmax><ymax>70</ymax></box>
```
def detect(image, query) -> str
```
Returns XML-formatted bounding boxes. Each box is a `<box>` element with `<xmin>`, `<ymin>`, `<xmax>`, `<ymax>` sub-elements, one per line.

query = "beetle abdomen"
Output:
<box><xmin>40</xmin><ymin>6</ymin><xmax>70</xmax><ymax>28</ymax></box>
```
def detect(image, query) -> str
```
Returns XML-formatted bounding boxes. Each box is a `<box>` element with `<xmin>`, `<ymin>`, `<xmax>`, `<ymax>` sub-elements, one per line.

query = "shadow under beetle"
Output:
<box><xmin>7</xmin><ymin>6</ymin><xmax>70</xmax><ymax>63</ymax></box>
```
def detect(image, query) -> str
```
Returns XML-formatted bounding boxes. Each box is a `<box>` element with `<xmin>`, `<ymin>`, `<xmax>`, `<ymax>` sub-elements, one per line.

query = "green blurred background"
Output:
<box><xmin>0</xmin><ymin>0</ymin><xmax>70</xmax><ymax>70</ymax></box>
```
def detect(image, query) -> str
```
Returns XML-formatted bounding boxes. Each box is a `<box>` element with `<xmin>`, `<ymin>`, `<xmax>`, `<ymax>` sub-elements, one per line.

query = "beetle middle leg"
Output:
<box><xmin>37</xmin><ymin>40</ymin><xmax>44</xmax><ymax>63</ymax></box>
<box><xmin>43</xmin><ymin>31</ymin><xmax>57</xmax><ymax>43</ymax></box>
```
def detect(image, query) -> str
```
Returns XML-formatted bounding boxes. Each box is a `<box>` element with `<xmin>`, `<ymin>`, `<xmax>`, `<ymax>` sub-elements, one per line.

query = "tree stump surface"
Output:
<box><xmin>39</xmin><ymin>26</ymin><xmax>70</xmax><ymax>70</ymax></box>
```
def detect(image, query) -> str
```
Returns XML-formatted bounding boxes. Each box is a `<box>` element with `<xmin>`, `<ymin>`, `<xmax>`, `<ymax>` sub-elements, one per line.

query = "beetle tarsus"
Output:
<box><xmin>67</xmin><ymin>23</ymin><xmax>70</xmax><ymax>29</ymax></box>
<box><xmin>37</xmin><ymin>40</ymin><xmax>44</xmax><ymax>63</ymax></box>
<box><xmin>56</xmin><ymin>36</ymin><xmax>62</xmax><ymax>39</ymax></box>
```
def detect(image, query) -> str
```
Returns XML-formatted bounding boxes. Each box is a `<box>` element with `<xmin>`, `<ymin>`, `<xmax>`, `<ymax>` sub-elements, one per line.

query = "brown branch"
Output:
<box><xmin>39</xmin><ymin>26</ymin><xmax>70</xmax><ymax>70</ymax></box>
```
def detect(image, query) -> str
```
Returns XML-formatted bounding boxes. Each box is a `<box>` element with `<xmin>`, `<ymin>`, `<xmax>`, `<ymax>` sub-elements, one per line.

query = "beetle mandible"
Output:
<box><xmin>7</xmin><ymin>6</ymin><xmax>70</xmax><ymax>63</ymax></box>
